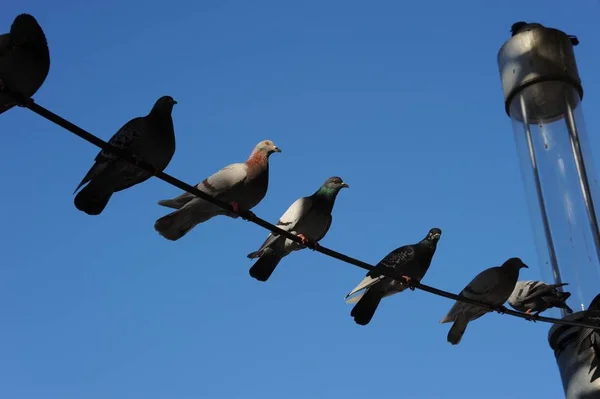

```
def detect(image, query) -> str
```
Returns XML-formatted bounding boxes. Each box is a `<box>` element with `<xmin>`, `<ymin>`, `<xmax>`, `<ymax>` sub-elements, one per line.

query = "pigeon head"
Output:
<box><xmin>425</xmin><ymin>228</ymin><xmax>442</xmax><ymax>242</ymax></box>
<box><xmin>151</xmin><ymin>96</ymin><xmax>177</xmax><ymax>114</ymax></box>
<box><xmin>323</xmin><ymin>176</ymin><xmax>349</xmax><ymax>190</ymax></box>
<box><xmin>510</xmin><ymin>21</ymin><xmax>544</xmax><ymax>37</ymax></box>
<box><xmin>503</xmin><ymin>257</ymin><xmax>529</xmax><ymax>270</ymax></box>
<box><xmin>316</xmin><ymin>176</ymin><xmax>349</xmax><ymax>198</ymax></box>
<box><xmin>510</xmin><ymin>21</ymin><xmax>528</xmax><ymax>36</ymax></box>
<box><xmin>255</xmin><ymin>140</ymin><xmax>281</xmax><ymax>156</ymax></box>
<box><xmin>11</xmin><ymin>14</ymin><xmax>47</xmax><ymax>46</ymax></box>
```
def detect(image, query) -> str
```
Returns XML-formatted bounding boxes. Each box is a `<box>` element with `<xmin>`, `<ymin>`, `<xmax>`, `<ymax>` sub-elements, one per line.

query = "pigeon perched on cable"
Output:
<box><xmin>73</xmin><ymin>95</ymin><xmax>177</xmax><ymax>215</ymax></box>
<box><xmin>508</xmin><ymin>280</ymin><xmax>573</xmax><ymax>317</ymax></box>
<box><xmin>440</xmin><ymin>257</ymin><xmax>528</xmax><ymax>345</ymax></box>
<box><xmin>345</xmin><ymin>228</ymin><xmax>442</xmax><ymax>326</ymax></box>
<box><xmin>510</xmin><ymin>21</ymin><xmax>544</xmax><ymax>36</ymax></box>
<box><xmin>247</xmin><ymin>176</ymin><xmax>349</xmax><ymax>282</ymax></box>
<box><xmin>0</xmin><ymin>14</ymin><xmax>50</xmax><ymax>115</ymax></box>
<box><xmin>575</xmin><ymin>294</ymin><xmax>600</xmax><ymax>382</ymax></box>
<box><xmin>154</xmin><ymin>140</ymin><xmax>281</xmax><ymax>241</ymax></box>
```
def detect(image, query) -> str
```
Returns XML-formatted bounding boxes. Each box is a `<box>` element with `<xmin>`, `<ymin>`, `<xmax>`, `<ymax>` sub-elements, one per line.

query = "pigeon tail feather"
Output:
<box><xmin>249</xmin><ymin>249</ymin><xmax>282</xmax><ymax>282</ymax></box>
<box><xmin>350</xmin><ymin>289</ymin><xmax>382</xmax><ymax>326</ymax></box>
<box><xmin>345</xmin><ymin>292</ymin><xmax>365</xmax><ymax>304</ymax></box>
<box><xmin>73</xmin><ymin>178</ymin><xmax>115</xmax><ymax>216</ymax></box>
<box><xmin>345</xmin><ymin>275</ymin><xmax>382</xmax><ymax>300</ymax></box>
<box><xmin>154</xmin><ymin>209</ymin><xmax>200</xmax><ymax>241</ymax></box>
<box><xmin>550</xmin><ymin>291</ymin><xmax>573</xmax><ymax>313</ymax></box>
<box><xmin>448</xmin><ymin>314</ymin><xmax>468</xmax><ymax>345</ymax></box>
<box><xmin>157</xmin><ymin>198</ymin><xmax>185</xmax><ymax>209</ymax></box>
<box><xmin>154</xmin><ymin>200</ymin><xmax>223</xmax><ymax>241</ymax></box>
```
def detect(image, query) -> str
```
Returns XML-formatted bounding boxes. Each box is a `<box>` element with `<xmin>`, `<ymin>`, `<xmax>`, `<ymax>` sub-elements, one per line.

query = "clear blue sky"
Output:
<box><xmin>2</xmin><ymin>1</ymin><xmax>600</xmax><ymax>398</ymax></box>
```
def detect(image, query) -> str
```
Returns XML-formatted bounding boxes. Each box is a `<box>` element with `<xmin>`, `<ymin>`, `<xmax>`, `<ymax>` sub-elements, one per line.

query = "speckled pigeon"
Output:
<box><xmin>575</xmin><ymin>294</ymin><xmax>600</xmax><ymax>382</ymax></box>
<box><xmin>247</xmin><ymin>176</ymin><xmax>349</xmax><ymax>282</ymax></box>
<box><xmin>154</xmin><ymin>140</ymin><xmax>281</xmax><ymax>241</ymax></box>
<box><xmin>440</xmin><ymin>257</ymin><xmax>528</xmax><ymax>345</ymax></box>
<box><xmin>0</xmin><ymin>14</ymin><xmax>50</xmax><ymax>115</ymax></box>
<box><xmin>345</xmin><ymin>228</ymin><xmax>442</xmax><ymax>326</ymax></box>
<box><xmin>73</xmin><ymin>95</ymin><xmax>177</xmax><ymax>215</ymax></box>
<box><xmin>508</xmin><ymin>280</ymin><xmax>572</xmax><ymax>317</ymax></box>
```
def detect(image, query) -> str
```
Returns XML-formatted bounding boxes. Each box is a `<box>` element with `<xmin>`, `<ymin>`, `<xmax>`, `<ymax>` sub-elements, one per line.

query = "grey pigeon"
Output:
<box><xmin>247</xmin><ymin>176</ymin><xmax>349</xmax><ymax>282</ymax></box>
<box><xmin>73</xmin><ymin>95</ymin><xmax>177</xmax><ymax>215</ymax></box>
<box><xmin>0</xmin><ymin>14</ymin><xmax>50</xmax><ymax>114</ymax></box>
<box><xmin>510</xmin><ymin>21</ymin><xmax>544</xmax><ymax>36</ymax></box>
<box><xmin>154</xmin><ymin>140</ymin><xmax>281</xmax><ymax>241</ymax></box>
<box><xmin>440</xmin><ymin>257</ymin><xmax>528</xmax><ymax>345</ymax></box>
<box><xmin>575</xmin><ymin>294</ymin><xmax>600</xmax><ymax>382</ymax></box>
<box><xmin>345</xmin><ymin>228</ymin><xmax>442</xmax><ymax>326</ymax></box>
<box><xmin>508</xmin><ymin>280</ymin><xmax>572</xmax><ymax>317</ymax></box>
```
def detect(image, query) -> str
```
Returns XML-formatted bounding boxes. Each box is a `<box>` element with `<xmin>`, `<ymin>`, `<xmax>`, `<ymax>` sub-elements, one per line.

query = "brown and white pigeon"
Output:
<box><xmin>508</xmin><ymin>280</ymin><xmax>573</xmax><ymax>317</ymax></box>
<box><xmin>345</xmin><ymin>228</ymin><xmax>442</xmax><ymax>326</ymax></box>
<box><xmin>247</xmin><ymin>176</ymin><xmax>349</xmax><ymax>282</ymax></box>
<box><xmin>440</xmin><ymin>257</ymin><xmax>528</xmax><ymax>345</ymax></box>
<box><xmin>154</xmin><ymin>140</ymin><xmax>281</xmax><ymax>241</ymax></box>
<box><xmin>0</xmin><ymin>14</ymin><xmax>50</xmax><ymax>115</ymax></box>
<box><xmin>73</xmin><ymin>95</ymin><xmax>178</xmax><ymax>215</ymax></box>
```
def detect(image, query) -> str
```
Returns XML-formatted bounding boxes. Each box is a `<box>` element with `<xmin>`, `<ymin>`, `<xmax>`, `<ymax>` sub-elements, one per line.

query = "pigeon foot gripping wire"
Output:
<box><xmin>296</xmin><ymin>233</ymin><xmax>320</xmax><ymax>251</ymax></box>
<box><xmin>524</xmin><ymin>309</ymin><xmax>540</xmax><ymax>323</ymax></box>
<box><xmin>230</xmin><ymin>201</ymin><xmax>256</xmax><ymax>221</ymax></box>
<box><xmin>297</xmin><ymin>233</ymin><xmax>309</xmax><ymax>245</ymax></box>
<box><xmin>4</xmin><ymin>89</ymin><xmax>600</xmax><ymax>333</ymax></box>
<box><xmin>495</xmin><ymin>305</ymin><xmax>509</xmax><ymax>315</ymax></box>
<box><xmin>400</xmin><ymin>275</ymin><xmax>418</xmax><ymax>291</ymax></box>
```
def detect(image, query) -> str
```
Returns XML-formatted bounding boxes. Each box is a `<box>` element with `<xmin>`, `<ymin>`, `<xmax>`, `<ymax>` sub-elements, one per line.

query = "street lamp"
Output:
<box><xmin>498</xmin><ymin>22</ymin><xmax>600</xmax><ymax>398</ymax></box>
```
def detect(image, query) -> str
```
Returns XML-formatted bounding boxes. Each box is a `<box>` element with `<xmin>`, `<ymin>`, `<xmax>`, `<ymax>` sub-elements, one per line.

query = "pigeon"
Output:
<box><xmin>247</xmin><ymin>176</ymin><xmax>349</xmax><ymax>282</ymax></box>
<box><xmin>440</xmin><ymin>257</ymin><xmax>528</xmax><ymax>345</ymax></box>
<box><xmin>345</xmin><ymin>228</ymin><xmax>442</xmax><ymax>326</ymax></box>
<box><xmin>154</xmin><ymin>140</ymin><xmax>281</xmax><ymax>241</ymax></box>
<box><xmin>510</xmin><ymin>21</ymin><xmax>544</xmax><ymax>36</ymax></box>
<box><xmin>0</xmin><ymin>14</ymin><xmax>50</xmax><ymax>115</ymax></box>
<box><xmin>576</xmin><ymin>293</ymin><xmax>600</xmax><ymax>382</ymax></box>
<box><xmin>508</xmin><ymin>280</ymin><xmax>573</xmax><ymax>317</ymax></box>
<box><xmin>73</xmin><ymin>95</ymin><xmax>178</xmax><ymax>215</ymax></box>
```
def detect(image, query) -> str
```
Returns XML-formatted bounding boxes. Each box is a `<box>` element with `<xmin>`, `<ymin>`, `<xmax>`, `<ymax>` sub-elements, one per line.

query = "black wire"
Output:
<box><xmin>6</xmin><ymin>89</ymin><xmax>599</xmax><ymax>332</ymax></box>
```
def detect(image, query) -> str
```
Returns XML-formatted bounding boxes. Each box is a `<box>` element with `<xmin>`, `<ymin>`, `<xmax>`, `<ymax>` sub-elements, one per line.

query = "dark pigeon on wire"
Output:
<box><xmin>345</xmin><ymin>228</ymin><xmax>442</xmax><ymax>326</ymax></box>
<box><xmin>510</xmin><ymin>21</ymin><xmax>544</xmax><ymax>36</ymax></box>
<box><xmin>247</xmin><ymin>176</ymin><xmax>349</xmax><ymax>282</ymax></box>
<box><xmin>0</xmin><ymin>14</ymin><xmax>50</xmax><ymax>115</ymax></box>
<box><xmin>73</xmin><ymin>95</ymin><xmax>178</xmax><ymax>215</ymax></box>
<box><xmin>508</xmin><ymin>280</ymin><xmax>573</xmax><ymax>317</ymax></box>
<box><xmin>440</xmin><ymin>257</ymin><xmax>528</xmax><ymax>345</ymax></box>
<box><xmin>154</xmin><ymin>140</ymin><xmax>281</xmax><ymax>241</ymax></box>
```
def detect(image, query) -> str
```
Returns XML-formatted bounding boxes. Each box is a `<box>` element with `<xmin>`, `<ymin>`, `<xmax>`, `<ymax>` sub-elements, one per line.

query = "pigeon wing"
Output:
<box><xmin>249</xmin><ymin>196</ymin><xmax>314</xmax><ymax>256</ymax></box>
<box><xmin>345</xmin><ymin>245</ymin><xmax>414</xmax><ymax>300</ymax></box>
<box><xmin>440</xmin><ymin>268</ymin><xmax>500</xmax><ymax>323</ymax></box>
<box><xmin>73</xmin><ymin>118</ymin><xmax>144</xmax><ymax>193</ymax></box>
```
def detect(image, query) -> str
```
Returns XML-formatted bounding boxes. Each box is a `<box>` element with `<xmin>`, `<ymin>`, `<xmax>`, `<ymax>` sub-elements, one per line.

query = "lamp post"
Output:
<box><xmin>498</xmin><ymin>22</ymin><xmax>600</xmax><ymax>398</ymax></box>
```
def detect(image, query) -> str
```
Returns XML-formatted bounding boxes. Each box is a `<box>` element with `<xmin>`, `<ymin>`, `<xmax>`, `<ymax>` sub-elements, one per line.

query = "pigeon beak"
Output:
<box><xmin>273</xmin><ymin>146</ymin><xmax>282</xmax><ymax>153</ymax></box>
<box><xmin>173</xmin><ymin>100</ymin><xmax>178</xmax><ymax>105</ymax></box>
<box><xmin>522</xmin><ymin>263</ymin><xmax>529</xmax><ymax>269</ymax></box>
<box><xmin>341</xmin><ymin>183</ymin><xmax>349</xmax><ymax>188</ymax></box>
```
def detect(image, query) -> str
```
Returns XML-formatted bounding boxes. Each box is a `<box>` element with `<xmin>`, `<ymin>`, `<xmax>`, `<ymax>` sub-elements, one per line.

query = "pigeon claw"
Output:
<box><xmin>401</xmin><ymin>275</ymin><xmax>417</xmax><ymax>291</ymax></box>
<box><xmin>297</xmin><ymin>233</ymin><xmax>310</xmax><ymax>246</ymax></box>
<box><xmin>494</xmin><ymin>305</ymin><xmax>509</xmax><ymax>315</ymax></box>
<box><xmin>524</xmin><ymin>308</ymin><xmax>540</xmax><ymax>322</ymax></box>
<box><xmin>230</xmin><ymin>201</ymin><xmax>240</xmax><ymax>214</ymax></box>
